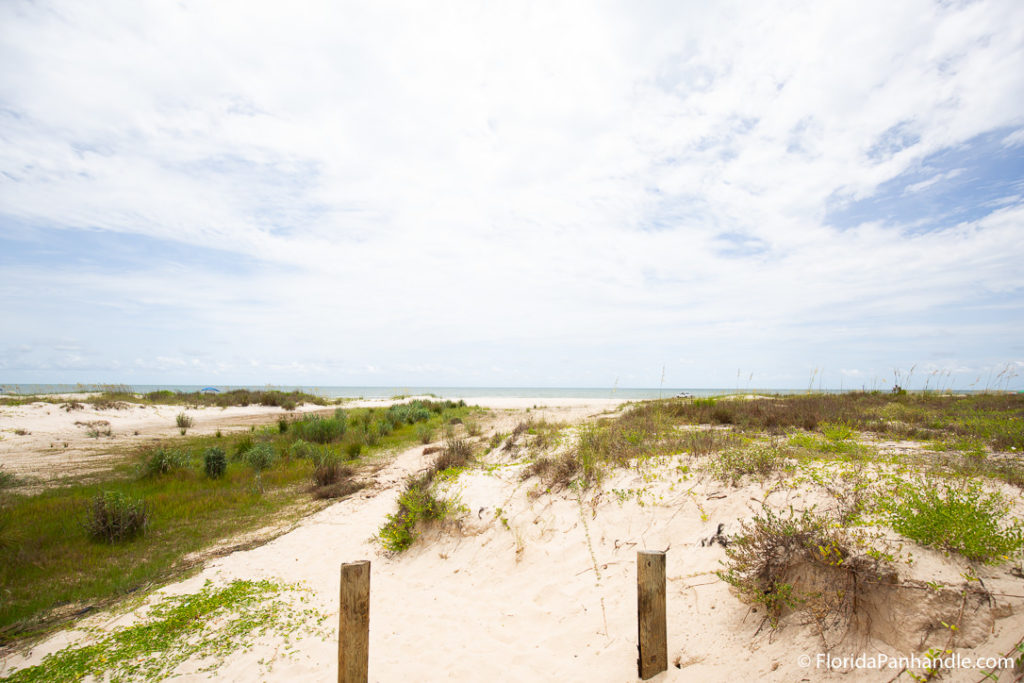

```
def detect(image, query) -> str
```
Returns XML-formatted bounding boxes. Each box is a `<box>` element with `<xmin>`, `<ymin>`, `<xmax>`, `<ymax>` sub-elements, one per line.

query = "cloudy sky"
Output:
<box><xmin>2</xmin><ymin>0</ymin><xmax>1023</xmax><ymax>390</ymax></box>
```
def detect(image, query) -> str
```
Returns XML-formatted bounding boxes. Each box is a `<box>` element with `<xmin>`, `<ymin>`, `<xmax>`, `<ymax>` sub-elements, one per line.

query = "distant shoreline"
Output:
<box><xmin>0</xmin><ymin>383</ymin><xmax>1007</xmax><ymax>399</ymax></box>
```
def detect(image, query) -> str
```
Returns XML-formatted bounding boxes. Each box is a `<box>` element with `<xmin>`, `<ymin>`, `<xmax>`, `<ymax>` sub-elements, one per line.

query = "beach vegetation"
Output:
<box><xmin>140</xmin><ymin>447</ymin><xmax>189</xmax><ymax>477</ymax></box>
<box><xmin>174</xmin><ymin>412</ymin><xmax>194</xmax><ymax>434</ymax></box>
<box><xmin>203</xmin><ymin>447</ymin><xmax>227</xmax><ymax>479</ymax></box>
<box><xmin>0</xmin><ymin>399</ymin><xmax>474</xmax><ymax>642</ymax></box>
<box><xmin>86</xmin><ymin>491</ymin><xmax>149</xmax><ymax>543</ymax></box>
<box><xmin>880</xmin><ymin>479</ymin><xmax>1024</xmax><ymax>563</ymax></box>
<box><xmin>379</xmin><ymin>437</ymin><xmax>474</xmax><ymax>552</ymax></box>
<box><xmin>244</xmin><ymin>443</ymin><xmax>277</xmax><ymax>471</ymax></box>
<box><xmin>1</xmin><ymin>579</ymin><xmax>329</xmax><ymax>682</ymax></box>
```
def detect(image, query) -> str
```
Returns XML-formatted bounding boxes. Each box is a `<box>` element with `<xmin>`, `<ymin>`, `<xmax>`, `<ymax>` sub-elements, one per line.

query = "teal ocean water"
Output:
<box><xmin>0</xmin><ymin>384</ymin><xmax>786</xmax><ymax>400</ymax></box>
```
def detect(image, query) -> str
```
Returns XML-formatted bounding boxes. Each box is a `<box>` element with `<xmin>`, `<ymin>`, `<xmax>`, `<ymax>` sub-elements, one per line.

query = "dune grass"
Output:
<box><xmin>0</xmin><ymin>400</ymin><xmax>473</xmax><ymax>644</ymax></box>
<box><xmin>0</xmin><ymin>386</ymin><xmax>335</xmax><ymax>410</ymax></box>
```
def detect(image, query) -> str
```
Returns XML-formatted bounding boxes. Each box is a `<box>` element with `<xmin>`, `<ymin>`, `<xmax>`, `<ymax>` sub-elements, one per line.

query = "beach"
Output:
<box><xmin>2</xmin><ymin>393</ymin><xmax>1023</xmax><ymax>681</ymax></box>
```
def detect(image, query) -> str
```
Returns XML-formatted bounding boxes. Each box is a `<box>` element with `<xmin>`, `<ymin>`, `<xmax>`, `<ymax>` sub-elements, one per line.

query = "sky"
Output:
<box><xmin>1</xmin><ymin>0</ymin><xmax>1023</xmax><ymax>390</ymax></box>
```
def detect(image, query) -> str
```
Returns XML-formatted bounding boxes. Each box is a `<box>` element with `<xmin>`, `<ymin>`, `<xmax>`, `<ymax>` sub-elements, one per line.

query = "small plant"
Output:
<box><xmin>435</xmin><ymin>437</ymin><xmax>472</xmax><ymax>473</ymax></box>
<box><xmin>415</xmin><ymin>423</ymin><xmax>434</xmax><ymax>444</ymax></box>
<box><xmin>520</xmin><ymin>453</ymin><xmax>581</xmax><ymax>489</ymax></box>
<box><xmin>86</xmin><ymin>491</ymin><xmax>149</xmax><ymax>543</ymax></box>
<box><xmin>204</xmin><ymin>447</ymin><xmax>227</xmax><ymax>479</ymax></box>
<box><xmin>379</xmin><ymin>473</ymin><xmax>448</xmax><ymax>552</ymax></box>
<box><xmin>719</xmin><ymin>507</ymin><xmax>871</xmax><ymax>628</ymax></box>
<box><xmin>312</xmin><ymin>450</ymin><xmax>351</xmax><ymax>487</ymax></box>
<box><xmin>344</xmin><ymin>442</ymin><xmax>363</xmax><ymax>459</ymax></box>
<box><xmin>707</xmin><ymin>445</ymin><xmax>793</xmax><ymax>485</ymax></box>
<box><xmin>141</xmin><ymin>447</ymin><xmax>189</xmax><ymax>477</ymax></box>
<box><xmin>175</xmin><ymin>412</ymin><xmax>194</xmax><ymax>433</ymax></box>
<box><xmin>464</xmin><ymin>419</ymin><xmax>481</xmax><ymax>437</ymax></box>
<box><xmin>0</xmin><ymin>465</ymin><xmax>19</xmax><ymax>489</ymax></box>
<box><xmin>289</xmin><ymin>439</ymin><xmax>316</xmax><ymax>460</ymax></box>
<box><xmin>245</xmin><ymin>443</ymin><xmax>277</xmax><ymax>471</ymax></box>
<box><xmin>881</xmin><ymin>479</ymin><xmax>1024</xmax><ymax>563</ymax></box>
<box><xmin>234</xmin><ymin>436</ymin><xmax>254</xmax><ymax>459</ymax></box>
<box><xmin>277</xmin><ymin>417</ymin><xmax>289</xmax><ymax>434</ymax></box>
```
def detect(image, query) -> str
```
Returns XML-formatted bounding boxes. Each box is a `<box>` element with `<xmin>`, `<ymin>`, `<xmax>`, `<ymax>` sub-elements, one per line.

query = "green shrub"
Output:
<box><xmin>141</xmin><ymin>447</ymin><xmax>189</xmax><ymax>477</ymax></box>
<box><xmin>312</xmin><ymin>451</ymin><xmax>352</xmax><ymax>487</ymax></box>
<box><xmin>415</xmin><ymin>423</ymin><xmax>434</xmax><ymax>444</ymax></box>
<box><xmin>379</xmin><ymin>473</ymin><xmax>448</xmax><ymax>552</ymax></box>
<box><xmin>277</xmin><ymin>417</ymin><xmax>289</xmax><ymax>434</ymax></box>
<box><xmin>204</xmin><ymin>447</ymin><xmax>227</xmax><ymax>479</ymax></box>
<box><xmin>289</xmin><ymin>439</ymin><xmax>316</xmax><ymax>460</ymax></box>
<box><xmin>175</xmin><ymin>412</ymin><xmax>194</xmax><ymax>431</ymax></box>
<box><xmin>435</xmin><ymin>437</ymin><xmax>472</xmax><ymax>473</ymax></box>
<box><xmin>293</xmin><ymin>415</ymin><xmax>345</xmax><ymax>444</ymax></box>
<box><xmin>882</xmin><ymin>480</ymin><xmax>1024</xmax><ymax>563</ymax></box>
<box><xmin>719</xmin><ymin>507</ymin><xmax>859</xmax><ymax>627</ymax></box>
<box><xmin>344</xmin><ymin>442</ymin><xmax>363</xmax><ymax>459</ymax></box>
<box><xmin>245</xmin><ymin>443</ymin><xmax>277</xmax><ymax>471</ymax></box>
<box><xmin>234</xmin><ymin>437</ymin><xmax>254</xmax><ymax>459</ymax></box>
<box><xmin>86</xmin><ymin>491</ymin><xmax>149</xmax><ymax>543</ymax></box>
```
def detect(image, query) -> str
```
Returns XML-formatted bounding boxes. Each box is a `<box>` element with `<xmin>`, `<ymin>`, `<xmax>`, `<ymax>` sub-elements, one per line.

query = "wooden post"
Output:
<box><xmin>637</xmin><ymin>550</ymin><xmax>667</xmax><ymax>679</ymax></box>
<box><xmin>339</xmin><ymin>560</ymin><xmax>370</xmax><ymax>683</ymax></box>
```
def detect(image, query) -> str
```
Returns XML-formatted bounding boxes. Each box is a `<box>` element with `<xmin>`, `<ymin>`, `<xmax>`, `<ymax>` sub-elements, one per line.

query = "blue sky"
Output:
<box><xmin>1</xmin><ymin>0</ymin><xmax>1023</xmax><ymax>390</ymax></box>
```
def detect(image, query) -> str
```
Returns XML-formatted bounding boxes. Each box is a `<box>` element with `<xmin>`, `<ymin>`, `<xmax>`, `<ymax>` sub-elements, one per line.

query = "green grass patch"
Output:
<box><xmin>2</xmin><ymin>579</ymin><xmax>328</xmax><ymax>682</ymax></box>
<box><xmin>880</xmin><ymin>479</ymin><xmax>1024</xmax><ymax>563</ymax></box>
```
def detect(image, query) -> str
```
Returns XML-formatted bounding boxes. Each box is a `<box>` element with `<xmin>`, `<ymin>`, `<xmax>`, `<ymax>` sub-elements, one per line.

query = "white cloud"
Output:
<box><xmin>1</xmin><ymin>0</ymin><xmax>1023</xmax><ymax>388</ymax></box>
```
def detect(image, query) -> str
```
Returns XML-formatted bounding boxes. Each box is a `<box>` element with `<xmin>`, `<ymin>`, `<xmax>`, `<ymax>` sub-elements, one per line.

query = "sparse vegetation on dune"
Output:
<box><xmin>1</xmin><ymin>579</ymin><xmax>329</xmax><ymax>683</ymax></box>
<box><xmin>0</xmin><ymin>386</ymin><xmax>335</xmax><ymax>410</ymax></box>
<box><xmin>379</xmin><ymin>436</ymin><xmax>475</xmax><ymax>552</ymax></box>
<box><xmin>0</xmin><ymin>400</ymin><xmax>475</xmax><ymax>644</ymax></box>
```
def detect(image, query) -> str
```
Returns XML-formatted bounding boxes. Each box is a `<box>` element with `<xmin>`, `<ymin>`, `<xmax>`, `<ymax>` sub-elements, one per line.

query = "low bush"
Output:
<box><xmin>234</xmin><ymin>437</ymin><xmax>254</xmax><ymax>459</ymax></box>
<box><xmin>415</xmin><ymin>423</ymin><xmax>434</xmax><ymax>444</ymax></box>
<box><xmin>245</xmin><ymin>443</ymin><xmax>277</xmax><ymax>471</ymax></box>
<box><xmin>379</xmin><ymin>473</ymin><xmax>448</xmax><ymax>552</ymax></box>
<box><xmin>881</xmin><ymin>480</ymin><xmax>1024</xmax><ymax>563</ymax></box>
<box><xmin>719</xmin><ymin>507</ymin><xmax>883</xmax><ymax>629</ymax></box>
<box><xmin>519</xmin><ymin>453</ymin><xmax>580</xmax><ymax>489</ymax></box>
<box><xmin>292</xmin><ymin>415</ymin><xmax>346</xmax><ymax>444</ymax></box>
<box><xmin>378</xmin><ymin>440</ymin><xmax>473</xmax><ymax>552</ymax></box>
<box><xmin>141</xmin><ymin>447</ymin><xmax>190</xmax><ymax>477</ymax></box>
<box><xmin>312</xmin><ymin>451</ymin><xmax>352</xmax><ymax>487</ymax></box>
<box><xmin>175</xmin><ymin>413</ymin><xmax>194</xmax><ymax>431</ymax></box>
<box><xmin>344</xmin><ymin>442</ymin><xmax>363</xmax><ymax>459</ymax></box>
<box><xmin>204</xmin><ymin>447</ymin><xmax>227</xmax><ymax>479</ymax></box>
<box><xmin>86</xmin><ymin>491</ymin><xmax>149</xmax><ymax>543</ymax></box>
<box><xmin>434</xmin><ymin>437</ymin><xmax>472</xmax><ymax>473</ymax></box>
<box><xmin>289</xmin><ymin>439</ymin><xmax>316</xmax><ymax>460</ymax></box>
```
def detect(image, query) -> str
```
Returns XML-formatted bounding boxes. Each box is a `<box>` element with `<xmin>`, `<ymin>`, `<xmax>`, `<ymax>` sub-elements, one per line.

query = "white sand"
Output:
<box><xmin>2</xmin><ymin>397</ymin><xmax>1023</xmax><ymax>681</ymax></box>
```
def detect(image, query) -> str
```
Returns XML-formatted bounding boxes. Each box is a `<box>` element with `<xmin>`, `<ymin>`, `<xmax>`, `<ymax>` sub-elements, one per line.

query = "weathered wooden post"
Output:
<box><xmin>637</xmin><ymin>550</ymin><xmax>667</xmax><ymax>679</ymax></box>
<box><xmin>339</xmin><ymin>560</ymin><xmax>370</xmax><ymax>683</ymax></box>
